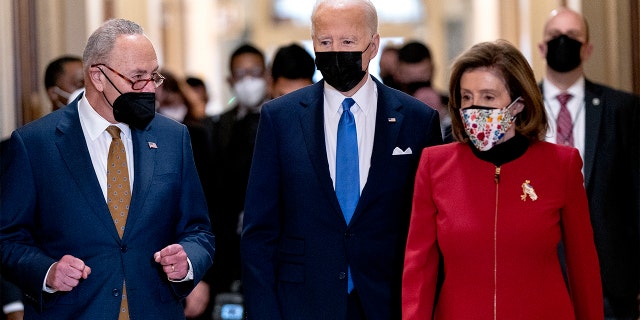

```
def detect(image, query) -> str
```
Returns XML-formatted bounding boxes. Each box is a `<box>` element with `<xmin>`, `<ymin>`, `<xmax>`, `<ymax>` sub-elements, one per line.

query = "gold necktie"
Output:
<box><xmin>106</xmin><ymin>125</ymin><xmax>130</xmax><ymax>319</ymax></box>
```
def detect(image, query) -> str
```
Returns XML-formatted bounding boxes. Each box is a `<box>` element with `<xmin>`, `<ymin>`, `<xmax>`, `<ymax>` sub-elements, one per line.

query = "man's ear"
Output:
<box><xmin>368</xmin><ymin>33</ymin><xmax>380</xmax><ymax>61</ymax></box>
<box><xmin>46</xmin><ymin>87</ymin><xmax>58</xmax><ymax>102</ymax></box>
<box><xmin>89</xmin><ymin>67</ymin><xmax>105</xmax><ymax>92</ymax></box>
<box><xmin>538</xmin><ymin>41</ymin><xmax>547</xmax><ymax>59</ymax></box>
<box><xmin>581</xmin><ymin>41</ymin><xmax>593</xmax><ymax>63</ymax></box>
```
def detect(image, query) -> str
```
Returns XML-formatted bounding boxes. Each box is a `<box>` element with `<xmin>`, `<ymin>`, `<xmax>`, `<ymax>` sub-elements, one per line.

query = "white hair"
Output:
<box><xmin>311</xmin><ymin>0</ymin><xmax>378</xmax><ymax>37</ymax></box>
<box><xmin>82</xmin><ymin>19</ymin><xmax>145</xmax><ymax>71</ymax></box>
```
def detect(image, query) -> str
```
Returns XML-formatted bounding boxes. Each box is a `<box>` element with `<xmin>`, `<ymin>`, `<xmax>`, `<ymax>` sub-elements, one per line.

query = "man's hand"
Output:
<box><xmin>45</xmin><ymin>255</ymin><xmax>91</xmax><ymax>292</ymax></box>
<box><xmin>154</xmin><ymin>244</ymin><xmax>188</xmax><ymax>280</ymax></box>
<box><xmin>5</xmin><ymin>310</ymin><xmax>24</xmax><ymax>320</ymax></box>
<box><xmin>184</xmin><ymin>281</ymin><xmax>210</xmax><ymax>318</ymax></box>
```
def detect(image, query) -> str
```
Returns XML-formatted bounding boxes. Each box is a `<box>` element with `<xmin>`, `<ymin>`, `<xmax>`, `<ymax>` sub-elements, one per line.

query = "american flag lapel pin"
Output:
<box><xmin>148</xmin><ymin>142</ymin><xmax>158</xmax><ymax>149</ymax></box>
<box><xmin>388</xmin><ymin>117</ymin><xmax>396</xmax><ymax>123</ymax></box>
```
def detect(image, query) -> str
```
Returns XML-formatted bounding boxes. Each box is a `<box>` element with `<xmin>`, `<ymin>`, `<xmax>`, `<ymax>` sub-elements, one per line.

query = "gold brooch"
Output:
<box><xmin>521</xmin><ymin>180</ymin><xmax>538</xmax><ymax>201</ymax></box>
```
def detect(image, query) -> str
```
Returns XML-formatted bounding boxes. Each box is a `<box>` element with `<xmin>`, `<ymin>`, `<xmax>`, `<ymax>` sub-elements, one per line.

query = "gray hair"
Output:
<box><xmin>82</xmin><ymin>19</ymin><xmax>145</xmax><ymax>71</ymax></box>
<box><xmin>311</xmin><ymin>0</ymin><xmax>378</xmax><ymax>37</ymax></box>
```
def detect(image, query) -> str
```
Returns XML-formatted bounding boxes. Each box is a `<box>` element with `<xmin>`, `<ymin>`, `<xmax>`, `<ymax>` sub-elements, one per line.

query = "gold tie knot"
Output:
<box><xmin>107</xmin><ymin>126</ymin><xmax>122</xmax><ymax>139</ymax></box>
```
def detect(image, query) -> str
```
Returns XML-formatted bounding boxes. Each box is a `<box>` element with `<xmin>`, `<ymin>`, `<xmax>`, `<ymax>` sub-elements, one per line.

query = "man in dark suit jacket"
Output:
<box><xmin>539</xmin><ymin>8</ymin><xmax>640</xmax><ymax>319</ymax></box>
<box><xmin>240</xmin><ymin>1</ymin><xmax>442</xmax><ymax>319</ymax></box>
<box><xmin>0</xmin><ymin>19</ymin><xmax>214</xmax><ymax>319</ymax></box>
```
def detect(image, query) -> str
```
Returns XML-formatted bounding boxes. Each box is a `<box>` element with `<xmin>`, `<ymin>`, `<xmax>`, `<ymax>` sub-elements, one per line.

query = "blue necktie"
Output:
<box><xmin>336</xmin><ymin>97</ymin><xmax>359</xmax><ymax>293</ymax></box>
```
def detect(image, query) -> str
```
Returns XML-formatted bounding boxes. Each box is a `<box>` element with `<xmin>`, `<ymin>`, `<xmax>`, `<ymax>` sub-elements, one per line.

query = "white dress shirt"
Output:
<box><xmin>78</xmin><ymin>95</ymin><xmax>135</xmax><ymax>198</ymax></box>
<box><xmin>323</xmin><ymin>75</ymin><xmax>378</xmax><ymax>194</ymax></box>
<box><xmin>43</xmin><ymin>97</ymin><xmax>192</xmax><ymax>292</ymax></box>
<box><xmin>543</xmin><ymin>76</ymin><xmax>586</xmax><ymax>162</ymax></box>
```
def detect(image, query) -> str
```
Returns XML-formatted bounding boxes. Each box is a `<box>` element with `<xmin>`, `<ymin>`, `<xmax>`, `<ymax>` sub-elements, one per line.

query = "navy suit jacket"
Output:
<box><xmin>0</xmin><ymin>100</ymin><xmax>215</xmax><ymax>319</ymax></box>
<box><xmin>543</xmin><ymin>79</ymin><xmax>640</xmax><ymax>317</ymax></box>
<box><xmin>241</xmin><ymin>77</ymin><xmax>442</xmax><ymax>319</ymax></box>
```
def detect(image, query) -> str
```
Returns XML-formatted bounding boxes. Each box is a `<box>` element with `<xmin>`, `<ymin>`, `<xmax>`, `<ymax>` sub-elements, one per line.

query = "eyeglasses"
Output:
<box><xmin>92</xmin><ymin>64</ymin><xmax>165</xmax><ymax>90</ymax></box>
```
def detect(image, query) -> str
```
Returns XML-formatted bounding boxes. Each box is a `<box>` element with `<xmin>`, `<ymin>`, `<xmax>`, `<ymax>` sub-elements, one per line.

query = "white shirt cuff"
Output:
<box><xmin>3</xmin><ymin>301</ymin><xmax>24</xmax><ymax>314</ymax></box>
<box><xmin>169</xmin><ymin>257</ymin><xmax>194</xmax><ymax>282</ymax></box>
<box><xmin>42</xmin><ymin>262</ymin><xmax>57</xmax><ymax>293</ymax></box>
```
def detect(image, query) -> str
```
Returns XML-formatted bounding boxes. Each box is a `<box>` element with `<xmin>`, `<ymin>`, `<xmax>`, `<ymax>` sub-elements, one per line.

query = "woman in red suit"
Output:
<box><xmin>402</xmin><ymin>40</ymin><xmax>603</xmax><ymax>320</ymax></box>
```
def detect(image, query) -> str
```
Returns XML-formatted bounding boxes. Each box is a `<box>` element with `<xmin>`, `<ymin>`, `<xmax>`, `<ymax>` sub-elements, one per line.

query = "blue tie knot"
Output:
<box><xmin>342</xmin><ymin>98</ymin><xmax>355</xmax><ymax>112</ymax></box>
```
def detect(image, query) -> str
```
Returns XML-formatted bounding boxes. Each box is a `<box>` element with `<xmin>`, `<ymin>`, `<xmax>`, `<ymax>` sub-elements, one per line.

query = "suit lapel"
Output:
<box><xmin>123</xmin><ymin>127</ymin><xmax>157</xmax><ymax>239</ymax></box>
<box><xmin>299</xmin><ymin>82</ymin><xmax>345</xmax><ymax>217</ymax></box>
<box><xmin>352</xmin><ymin>79</ymin><xmax>403</xmax><ymax>223</ymax></box>
<box><xmin>55</xmin><ymin>104</ymin><xmax>121</xmax><ymax>241</ymax></box>
<box><xmin>583</xmin><ymin>80</ymin><xmax>604</xmax><ymax>188</ymax></box>
<box><xmin>301</xmin><ymin>79</ymin><xmax>406</xmax><ymax>225</ymax></box>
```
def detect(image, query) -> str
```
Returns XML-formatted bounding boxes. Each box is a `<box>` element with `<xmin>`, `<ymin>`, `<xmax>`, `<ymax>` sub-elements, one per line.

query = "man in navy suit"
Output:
<box><xmin>240</xmin><ymin>1</ymin><xmax>442</xmax><ymax>319</ymax></box>
<box><xmin>0</xmin><ymin>19</ymin><xmax>214</xmax><ymax>319</ymax></box>
<box><xmin>538</xmin><ymin>8</ymin><xmax>640</xmax><ymax>320</ymax></box>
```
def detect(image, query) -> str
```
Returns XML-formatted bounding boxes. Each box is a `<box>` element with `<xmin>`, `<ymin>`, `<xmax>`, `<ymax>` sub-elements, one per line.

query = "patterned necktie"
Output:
<box><xmin>335</xmin><ymin>98</ymin><xmax>359</xmax><ymax>293</ymax></box>
<box><xmin>556</xmin><ymin>93</ymin><xmax>574</xmax><ymax>146</ymax></box>
<box><xmin>106</xmin><ymin>125</ymin><xmax>130</xmax><ymax>319</ymax></box>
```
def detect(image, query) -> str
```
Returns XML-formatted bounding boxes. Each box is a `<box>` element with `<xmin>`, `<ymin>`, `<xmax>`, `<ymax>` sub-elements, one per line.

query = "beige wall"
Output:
<box><xmin>3</xmin><ymin>0</ymin><xmax>637</xmax><ymax>137</ymax></box>
<box><xmin>0</xmin><ymin>0</ymin><xmax>15</xmax><ymax>138</ymax></box>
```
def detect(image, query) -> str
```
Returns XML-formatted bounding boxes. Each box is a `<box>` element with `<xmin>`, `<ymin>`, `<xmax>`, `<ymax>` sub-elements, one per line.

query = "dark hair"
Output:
<box><xmin>229</xmin><ymin>43</ymin><xmax>265</xmax><ymax>73</ymax></box>
<box><xmin>271</xmin><ymin>43</ymin><xmax>315</xmax><ymax>81</ymax></box>
<box><xmin>186</xmin><ymin>76</ymin><xmax>206</xmax><ymax>88</ymax></box>
<box><xmin>398</xmin><ymin>41</ymin><xmax>431</xmax><ymax>63</ymax></box>
<box><xmin>44</xmin><ymin>55</ymin><xmax>82</xmax><ymax>89</ymax></box>
<box><xmin>448</xmin><ymin>40</ymin><xmax>548</xmax><ymax>143</ymax></box>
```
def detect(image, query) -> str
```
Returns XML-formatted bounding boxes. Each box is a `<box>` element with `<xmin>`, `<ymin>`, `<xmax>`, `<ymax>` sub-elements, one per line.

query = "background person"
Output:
<box><xmin>240</xmin><ymin>0</ymin><xmax>442</xmax><ymax>319</ymax></box>
<box><xmin>206</xmin><ymin>43</ymin><xmax>268</xmax><ymax>311</ymax></box>
<box><xmin>378</xmin><ymin>45</ymin><xmax>399</xmax><ymax>89</ymax></box>
<box><xmin>403</xmin><ymin>40</ymin><xmax>603</xmax><ymax>320</ymax></box>
<box><xmin>538</xmin><ymin>8</ymin><xmax>640</xmax><ymax>320</ymax></box>
<box><xmin>396</xmin><ymin>41</ymin><xmax>451</xmax><ymax>142</ymax></box>
<box><xmin>1</xmin><ymin>276</ymin><xmax>23</xmax><ymax>320</ymax></box>
<box><xmin>269</xmin><ymin>43</ymin><xmax>315</xmax><ymax>98</ymax></box>
<box><xmin>43</xmin><ymin>55</ymin><xmax>84</xmax><ymax>110</ymax></box>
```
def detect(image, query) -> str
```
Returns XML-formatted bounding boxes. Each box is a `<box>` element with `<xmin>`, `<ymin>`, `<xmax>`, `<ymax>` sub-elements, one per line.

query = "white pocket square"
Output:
<box><xmin>392</xmin><ymin>147</ymin><xmax>412</xmax><ymax>155</ymax></box>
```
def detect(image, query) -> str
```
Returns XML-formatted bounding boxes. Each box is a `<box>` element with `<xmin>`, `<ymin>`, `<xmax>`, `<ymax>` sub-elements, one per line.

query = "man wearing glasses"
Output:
<box><xmin>0</xmin><ymin>19</ymin><xmax>215</xmax><ymax>319</ymax></box>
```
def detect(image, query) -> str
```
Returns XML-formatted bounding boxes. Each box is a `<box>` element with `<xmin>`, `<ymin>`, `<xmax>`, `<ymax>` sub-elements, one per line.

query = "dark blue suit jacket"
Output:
<box><xmin>542</xmin><ymin>79</ymin><xmax>640</xmax><ymax>317</ymax></box>
<box><xmin>0</xmin><ymin>100</ymin><xmax>215</xmax><ymax>319</ymax></box>
<box><xmin>241</xmin><ymin>77</ymin><xmax>442</xmax><ymax>319</ymax></box>
<box><xmin>580</xmin><ymin>80</ymin><xmax>639</xmax><ymax>317</ymax></box>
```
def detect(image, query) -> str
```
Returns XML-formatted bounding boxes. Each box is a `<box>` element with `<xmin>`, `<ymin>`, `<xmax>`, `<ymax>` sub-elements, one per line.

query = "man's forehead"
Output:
<box><xmin>109</xmin><ymin>35</ymin><xmax>158</xmax><ymax>70</ymax></box>
<box><xmin>545</xmin><ymin>11</ymin><xmax>585</xmax><ymax>35</ymax></box>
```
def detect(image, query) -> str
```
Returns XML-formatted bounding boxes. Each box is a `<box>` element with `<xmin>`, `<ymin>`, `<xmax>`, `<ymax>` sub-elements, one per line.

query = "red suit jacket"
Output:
<box><xmin>403</xmin><ymin>141</ymin><xmax>602</xmax><ymax>319</ymax></box>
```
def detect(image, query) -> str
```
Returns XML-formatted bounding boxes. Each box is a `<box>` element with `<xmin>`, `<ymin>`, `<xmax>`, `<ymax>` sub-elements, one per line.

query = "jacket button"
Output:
<box><xmin>121</xmin><ymin>245</ymin><xmax>127</xmax><ymax>252</ymax></box>
<box><xmin>112</xmin><ymin>289</ymin><xmax>120</xmax><ymax>297</ymax></box>
<box><xmin>338</xmin><ymin>272</ymin><xmax>346</xmax><ymax>280</ymax></box>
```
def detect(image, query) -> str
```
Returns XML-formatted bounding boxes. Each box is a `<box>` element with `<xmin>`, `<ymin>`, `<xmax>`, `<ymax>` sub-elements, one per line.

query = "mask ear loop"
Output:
<box><xmin>97</xmin><ymin>67</ymin><xmax>124</xmax><ymax>108</ymax></box>
<box><xmin>53</xmin><ymin>86</ymin><xmax>72</xmax><ymax>99</ymax></box>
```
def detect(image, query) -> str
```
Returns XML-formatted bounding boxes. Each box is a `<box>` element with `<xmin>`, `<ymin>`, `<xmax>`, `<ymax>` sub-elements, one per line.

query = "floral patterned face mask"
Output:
<box><xmin>460</xmin><ymin>97</ymin><xmax>521</xmax><ymax>151</ymax></box>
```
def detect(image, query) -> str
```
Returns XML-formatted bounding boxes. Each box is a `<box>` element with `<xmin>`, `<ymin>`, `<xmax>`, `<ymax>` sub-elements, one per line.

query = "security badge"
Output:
<box><xmin>521</xmin><ymin>180</ymin><xmax>538</xmax><ymax>201</ymax></box>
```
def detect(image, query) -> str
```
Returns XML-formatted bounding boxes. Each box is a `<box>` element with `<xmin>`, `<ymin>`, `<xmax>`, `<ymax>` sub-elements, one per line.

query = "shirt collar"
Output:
<box><xmin>543</xmin><ymin>76</ymin><xmax>585</xmax><ymax>100</ymax></box>
<box><xmin>323</xmin><ymin>75</ymin><xmax>377</xmax><ymax>115</ymax></box>
<box><xmin>78</xmin><ymin>95</ymin><xmax>132</xmax><ymax>141</ymax></box>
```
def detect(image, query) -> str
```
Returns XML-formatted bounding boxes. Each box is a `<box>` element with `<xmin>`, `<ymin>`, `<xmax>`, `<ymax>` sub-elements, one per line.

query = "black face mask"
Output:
<box><xmin>99</xmin><ymin>68</ymin><xmax>156</xmax><ymax>130</ymax></box>
<box><xmin>112</xmin><ymin>92</ymin><xmax>156</xmax><ymax>130</ymax></box>
<box><xmin>546</xmin><ymin>34</ymin><xmax>583</xmax><ymax>72</ymax></box>
<box><xmin>315</xmin><ymin>42</ymin><xmax>371</xmax><ymax>92</ymax></box>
